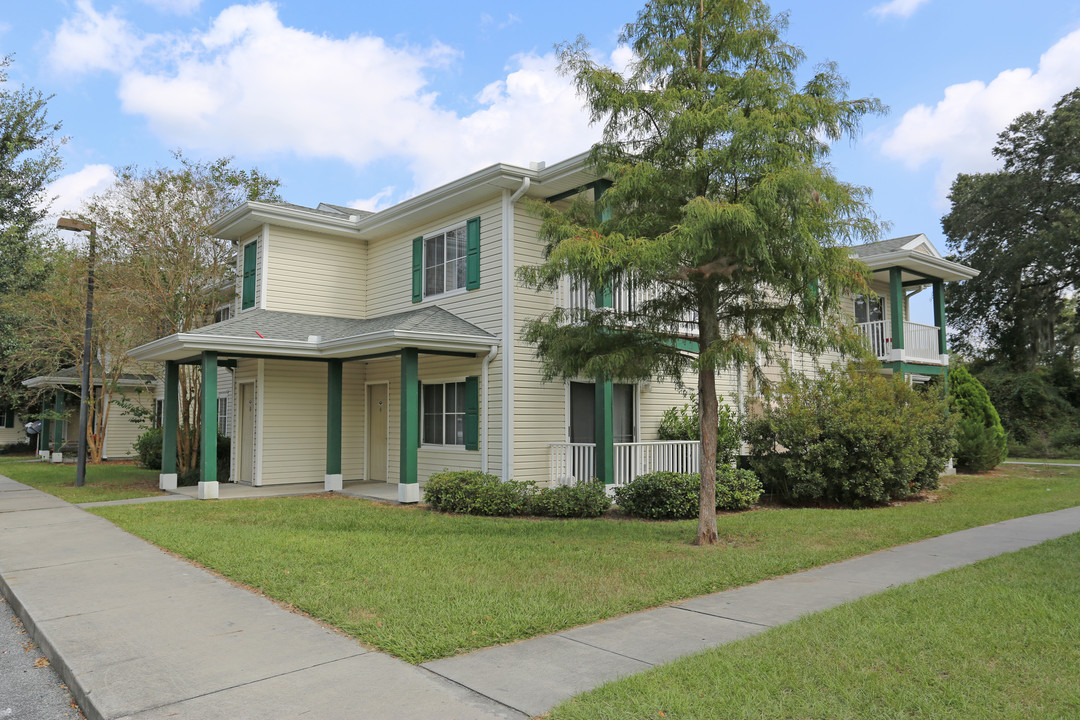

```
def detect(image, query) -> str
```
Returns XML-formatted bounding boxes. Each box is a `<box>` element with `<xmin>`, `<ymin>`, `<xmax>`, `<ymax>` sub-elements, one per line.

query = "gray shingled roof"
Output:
<box><xmin>49</xmin><ymin>366</ymin><xmax>156</xmax><ymax>383</ymax></box>
<box><xmin>316</xmin><ymin>203</ymin><xmax>374</xmax><ymax>218</ymax></box>
<box><xmin>851</xmin><ymin>234</ymin><xmax>924</xmax><ymax>258</ymax></box>
<box><xmin>188</xmin><ymin>307</ymin><xmax>495</xmax><ymax>343</ymax></box>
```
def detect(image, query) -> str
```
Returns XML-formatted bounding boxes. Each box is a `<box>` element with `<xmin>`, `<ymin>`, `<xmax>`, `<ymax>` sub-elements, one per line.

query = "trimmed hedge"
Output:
<box><xmin>423</xmin><ymin>471</ymin><xmax>612</xmax><ymax>518</ymax></box>
<box><xmin>614</xmin><ymin>467</ymin><xmax>763</xmax><ymax>519</ymax></box>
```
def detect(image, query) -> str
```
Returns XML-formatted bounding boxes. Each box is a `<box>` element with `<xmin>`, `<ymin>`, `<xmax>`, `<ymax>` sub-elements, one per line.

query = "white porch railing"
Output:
<box><xmin>904</xmin><ymin>321</ymin><xmax>942</xmax><ymax>363</ymax></box>
<box><xmin>549</xmin><ymin>440</ymin><xmax>701</xmax><ymax>488</ymax></box>
<box><xmin>856</xmin><ymin>320</ymin><xmax>944</xmax><ymax>365</ymax></box>
<box><xmin>557</xmin><ymin>276</ymin><xmax>698</xmax><ymax>335</ymax></box>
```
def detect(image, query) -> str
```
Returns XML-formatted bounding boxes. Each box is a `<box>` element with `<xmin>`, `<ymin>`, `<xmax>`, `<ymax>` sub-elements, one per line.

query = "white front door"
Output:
<box><xmin>367</xmin><ymin>383</ymin><xmax>388</xmax><ymax>482</ymax></box>
<box><xmin>237</xmin><ymin>382</ymin><xmax>255</xmax><ymax>485</ymax></box>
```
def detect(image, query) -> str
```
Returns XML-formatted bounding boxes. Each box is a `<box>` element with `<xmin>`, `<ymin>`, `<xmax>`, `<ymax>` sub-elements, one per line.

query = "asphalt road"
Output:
<box><xmin>0</xmin><ymin>596</ymin><xmax>83</xmax><ymax>720</ymax></box>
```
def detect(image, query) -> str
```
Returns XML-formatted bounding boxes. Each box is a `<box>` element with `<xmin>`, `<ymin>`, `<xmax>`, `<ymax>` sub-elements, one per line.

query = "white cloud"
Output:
<box><xmin>140</xmin><ymin>0</ymin><xmax>202</xmax><ymax>14</ymax></box>
<box><xmin>45</xmin><ymin>164</ymin><xmax>116</xmax><ymax>217</ymax></box>
<box><xmin>881</xmin><ymin>28</ymin><xmax>1080</xmax><ymax>204</ymax></box>
<box><xmin>48</xmin><ymin>0</ymin><xmax>147</xmax><ymax>75</ymax></box>
<box><xmin>51</xmin><ymin>2</ymin><xmax>602</xmax><ymax>198</ymax></box>
<box><xmin>871</xmin><ymin>0</ymin><xmax>931</xmax><ymax>19</ymax></box>
<box><xmin>349</xmin><ymin>187</ymin><xmax>396</xmax><ymax>213</ymax></box>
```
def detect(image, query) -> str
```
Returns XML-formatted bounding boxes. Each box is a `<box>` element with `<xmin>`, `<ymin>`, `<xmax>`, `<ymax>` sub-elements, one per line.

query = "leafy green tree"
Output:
<box><xmin>84</xmin><ymin>153</ymin><xmax>281</xmax><ymax>471</ymax></box>
<box><xmin>949</xmin><ymin>365</ymin><xmax>1007</xmax><ymax>472</ymax></box>
<box><xmin>0</xmin><ymin>54</ymin><xmax>65</xmax><ymax>412</ymax></box>
<box><xmin>943</xmin><ymin>88</ymin><xmax>1080</xmax><ymax>369</ymax></box>
<box><xmin>520</xmin><ymin>0</ymin><xmax>882</xmax><ymax>544</ymax></box>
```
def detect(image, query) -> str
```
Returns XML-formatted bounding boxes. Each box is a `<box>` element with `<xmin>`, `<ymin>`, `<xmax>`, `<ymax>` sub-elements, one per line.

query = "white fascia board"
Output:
<box><xmin>129</xmin><ymin>329</ymin><xmax>499</xmax><ymax>363</ymax></box>
<box><xmin>208</xmin><ymin>202</ymin><xmax>360</xmax><ymax>242</ymax></box>
<box><xmin>860</xmin><ymin>251</ymin><xmax>979</xmax><ymax>282</ymax></box>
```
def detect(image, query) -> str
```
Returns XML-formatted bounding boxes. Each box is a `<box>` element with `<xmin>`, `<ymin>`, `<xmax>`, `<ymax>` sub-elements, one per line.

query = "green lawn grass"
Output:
<box><xmin>0</xmin><ymin>461</ymin><xmax>164</xmax><ymax>503</ymax></box>
<box><xmin>1006</xmin><ymin>457</ymin><xmax>1080</xmax><ymax>465</ymax></box>
<box><xmin>549</xmin><ymin>532</ymin><xmax>1080</xmax><ymax>720</ymax></box>
<box><xmin>86</xmin><ymin>464</ymin><xmax>1080</xmax><ymax>663</ymax></box>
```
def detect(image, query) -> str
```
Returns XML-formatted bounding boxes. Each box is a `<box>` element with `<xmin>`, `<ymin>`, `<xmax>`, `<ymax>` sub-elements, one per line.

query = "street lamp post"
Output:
<box><xmin>56</xmin><ymin>217</ymin><xmax>96</xmax><ymax>488</ymax></box>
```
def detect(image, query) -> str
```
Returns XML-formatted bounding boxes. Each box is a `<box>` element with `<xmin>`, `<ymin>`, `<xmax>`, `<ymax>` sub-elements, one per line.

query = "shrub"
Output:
<box><xmin>745</xmin><ymin>361</ymin><xmax>956</xmax><ymax>507</ymax></box>
<box><xmin>949</xmin><ymin>366</ymin><xmax>1007</xmax><ymax>472</ymax></box>
<box><xmin>658</xmin><ymin>394</ymin><xmax>741</xmax><ymax>464</ymax></box>
<box><xmin>615</xmin><ymin>468</ymin><xmax>763</xmax><ymax>518</ymax></box>
<box><xmin>715</xmin><ymin>465</ymin><xmax>763</xmax><ymax>511</ymax></box>
<box><xmin>423</xmin><ymin>470</ymin><xmax>533</xmax><ymax>516</ymax></box>
<box><xmin>528</xmin><ymin>479</ymin><xmax>611</xmax><ymax>518</ymax></box>
<box><xmin>135</xmin><ymin>427</ymin><xmax>163</xmax><ymax>470</ymax></box>
<box><xmin>615</xmin><ymin>471</ymin><xmax>700</xmax><ymax>519</ymax></box>
<box><xmin>0</xmin><ymin>440</ymin><xmax>35</xmax><ymax>455</ymax></box>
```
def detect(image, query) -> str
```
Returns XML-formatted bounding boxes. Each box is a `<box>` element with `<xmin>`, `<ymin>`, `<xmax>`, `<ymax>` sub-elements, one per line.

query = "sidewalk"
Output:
<box><xmin>2</xmin><ymin>474</ymin><xmax>1079</xmax><ymax>720</ymax></box>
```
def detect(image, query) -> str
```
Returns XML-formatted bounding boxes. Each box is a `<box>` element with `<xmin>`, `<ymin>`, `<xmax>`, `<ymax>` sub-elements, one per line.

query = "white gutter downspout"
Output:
<box><xmin>501</xmin><ymin>177</ymin><xmax>530</xmax><ymax>482</ymax></box>
<box><xmin>481</xmin><ymin>343</ymin><xmax>499</xmax><ymax>473</ymax></box>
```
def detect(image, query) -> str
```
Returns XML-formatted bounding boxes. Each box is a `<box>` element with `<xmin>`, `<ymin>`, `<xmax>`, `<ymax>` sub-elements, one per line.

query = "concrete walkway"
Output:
<box><xmin>2</xmin><ymin>475</ymin><xmax>1079</xmax><ymax>720</ymax></box>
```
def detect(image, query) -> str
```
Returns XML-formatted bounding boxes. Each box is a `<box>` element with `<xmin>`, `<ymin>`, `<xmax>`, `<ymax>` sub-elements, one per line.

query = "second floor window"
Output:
<box><xmin>215</xmin><ymin>305</ymin><xmax>232</xmax><ymax>323</ymax></box>
<box><xmin>854</xmin><ymin>295</ymin><xmax>883</xmax><ymax>324</ymax></box>
<box><xmin>424</xmin><ymin>225</ymin><xmax>467</xmax><ymax>298</ymax></box>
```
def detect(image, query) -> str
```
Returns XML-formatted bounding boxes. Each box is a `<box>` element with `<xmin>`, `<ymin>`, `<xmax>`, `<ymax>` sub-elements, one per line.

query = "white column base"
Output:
<box><xmin>50</xmin><ymin>452</ymin><xmax>63</xmax><ymax>463</ymax></box>
<box><xmin>890</xmin><ymin>349</ymin><xmax>905</xmax><ymax>362</ymax></box>
<box><xmin>324</xmin><ymin>474</ymin><xmax>342</xmax><ymax>492</ymax></box>
<box><xmin>198</xmin><ymin>481</ymin><xmax>220</xmax><ymax>500</ymax></box>
<box><xmin>159</xmin><ymin>473</ymin><xmax>178</xmax><ymax>490</ymax></box>
<box><xmin>398</xmin><ymin>482</ymin><xmax>420</xmax><ymax>504</ymax></box>
<box><xmin>38</xmin><ymin>450</ymin><xmax>49</xmax><ymax>460</ymax></box>
<box><xmin>942</xmin><ymin>458</ymin><xmax>957</xmax><ymax>476</ymax></box>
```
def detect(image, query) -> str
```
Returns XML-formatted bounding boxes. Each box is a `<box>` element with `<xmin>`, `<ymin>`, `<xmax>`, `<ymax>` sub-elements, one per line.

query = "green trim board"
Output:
<box><xmin>883</xmin><ymin>361</ymin><xmax>947</xmax><ymax>376</ymax></box>
<box><xmin>162</xmin><ymin>361</ymin><xmax>179</xmax><ymax>475</ymax></box>
<box><xmin>326</xmin><ymin>359</ymin><xmax>342</xmax><ymax>476</ymax></box>
<box><xmin>200</xmin><ymin>351</ymin><xmax>218</xmax><ymax>484</ymax></box>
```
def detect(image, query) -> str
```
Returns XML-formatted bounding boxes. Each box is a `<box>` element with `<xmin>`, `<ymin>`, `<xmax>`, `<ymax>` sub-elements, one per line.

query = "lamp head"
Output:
<box><xmin>56</xmin><ymin>217</ymin><xmax>93</xmax><ymax>233</ymax></box>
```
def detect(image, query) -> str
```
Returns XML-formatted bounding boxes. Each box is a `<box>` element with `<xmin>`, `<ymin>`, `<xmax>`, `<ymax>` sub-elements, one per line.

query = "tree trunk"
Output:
<box><xmin>696</xmin><ymin>286</ymin><xmax>720</xmax><ymax>546</ymax></box>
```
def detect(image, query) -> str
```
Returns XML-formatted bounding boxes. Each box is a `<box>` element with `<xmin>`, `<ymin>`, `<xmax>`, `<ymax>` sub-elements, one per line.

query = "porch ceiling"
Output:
<box><xmin>127</xmin><ymin>306</ymin><xmax>499</xmax><ymax>363</ymax></box>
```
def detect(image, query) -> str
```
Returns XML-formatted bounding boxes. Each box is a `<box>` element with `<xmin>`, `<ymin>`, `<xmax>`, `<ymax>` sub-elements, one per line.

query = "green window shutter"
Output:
<box><xmin>412</xmin><ymin>236</ymin><xmax>423</xmax><ymax>303</ymax></box>
<box><xmin>466</xmin><ymin>217</ymin><xmax>481</xmax><ymax>290</ymax></box>
<box><xmin>3</xmin><ymin>410</ymin><xmax>13</xmax><ymax>429</ymax></box>
<box><xmin>464</xmin><ymin>376</ymin><xmax>479</xmax><ymax>450</ymax></box>
<box><xmin>242</xmin><ymin>241</ymin><xmax>257</xmax><ymax>310</ymax></box>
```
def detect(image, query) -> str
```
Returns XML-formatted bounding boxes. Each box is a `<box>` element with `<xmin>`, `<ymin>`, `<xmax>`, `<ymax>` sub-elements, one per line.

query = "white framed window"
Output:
<box><xmin>422</xmin><ymin>382</ymin><xmax>466</xmax><ymax>446</ymax></box>
<box><xmin>214</xmin><ymin>305</ymin><xmax>232</xmax><ymax>323</ymax></box>
<box><xmin>217</xmin><ymin>397</ymin><xmax>229</xmax><ymax>436</ymax></box>
<box><xmin>423</xmin><ymin>224</ymin><xmax>468</xmax><ymax>298</ymax></box>
<box><xmin>854</xmin><ymin>295</ymin><xmax>884</xmax><ymax>324</ymax></box>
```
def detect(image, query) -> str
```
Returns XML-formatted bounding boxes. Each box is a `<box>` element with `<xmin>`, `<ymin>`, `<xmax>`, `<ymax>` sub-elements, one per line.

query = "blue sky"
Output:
<box><xmin>6</xmin><ymin>0</ymin><xmax>1080</xmax><ymax>320</ymax></box>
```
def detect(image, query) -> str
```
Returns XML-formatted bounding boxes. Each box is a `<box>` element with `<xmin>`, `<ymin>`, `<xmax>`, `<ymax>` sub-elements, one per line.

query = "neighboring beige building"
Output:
<box><xmin>0</xmin><ymin>409</ymin><xmax>26</xmax><ymax>447</ymax></box>
<box><xmin>127</xmin><ymin>152</ymin><xmax>976</xmax><ymax>501</ymax></box>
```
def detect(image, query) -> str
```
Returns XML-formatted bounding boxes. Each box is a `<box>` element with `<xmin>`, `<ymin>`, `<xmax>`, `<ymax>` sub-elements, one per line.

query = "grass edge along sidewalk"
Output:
<box><xmin>86</xmin><ymin>465</ymin><xmax>1080</xmax><ymax>663</ymax></box>
<box><xmin>0</xmin><ymin>461</ymin><xmax>162</xmax><ymax>504</ymax></box>
<box><xmin>547</xmin><ymin>531</ymin><xmax>1080</xmax><ymax>720</ymax></box>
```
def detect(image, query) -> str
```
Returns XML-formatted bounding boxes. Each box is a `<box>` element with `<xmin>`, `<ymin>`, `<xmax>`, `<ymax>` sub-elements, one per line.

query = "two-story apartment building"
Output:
<box><xmin>127</xmin><ymin>152</ymin><xmax>977</xmax><ymax>501</ymax></box>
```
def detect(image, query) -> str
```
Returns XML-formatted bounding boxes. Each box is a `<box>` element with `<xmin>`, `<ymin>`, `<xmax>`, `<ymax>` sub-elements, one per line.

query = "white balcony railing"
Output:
<box><xmin>549</xmin><ymin>440</ymin><xmax>701</xmax><ymax>488</ymax></box>
<box><xmin>557</xmin><ymin>276</ymin><xmax>698</xmax><ymax>335</ymax></box>
<box><xmin>856</xmin><ymin>320</ymin><xmax>944</xmax><ymax>364</ymax></box>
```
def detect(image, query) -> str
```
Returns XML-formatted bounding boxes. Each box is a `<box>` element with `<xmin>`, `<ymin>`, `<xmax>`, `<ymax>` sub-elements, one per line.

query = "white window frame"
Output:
<box><xmin>421</xmin><ymin>379</ymin><xmax>468</xmax><ymax>448</ymax></box>
<box><xmin>422</xmin><ymin>222</ymin><xmax>469</xmax><ymax>301</ymax></box>
<box><xmin>217</xmin><ymin>397</ymin><xmax>229</xmax><ymax>436</ymax></box>
<box><xmin>214</xmin><ymin>305</ymin><xmax>232</xmax><ymax>324</ymax></box>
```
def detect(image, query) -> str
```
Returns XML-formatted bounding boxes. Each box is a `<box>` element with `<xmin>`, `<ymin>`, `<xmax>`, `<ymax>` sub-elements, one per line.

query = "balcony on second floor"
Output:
<box><xmin>556</xmin><ymin>275</ymin><xmax>699</xmax><ymax>336</ymax></box>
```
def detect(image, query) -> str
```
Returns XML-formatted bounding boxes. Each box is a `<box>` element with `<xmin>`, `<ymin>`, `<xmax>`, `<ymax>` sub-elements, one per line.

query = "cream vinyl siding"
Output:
<box><xmin>638</xmin><ymin>373</ymin><xmax>698</xmax><ymax>441</ymax></box>
<box><xmin>103</xmin><ymin>390</ymin><xmax>154</xmax><ymax>459</ymax></box>
<box><xmin>264</xmin><ymin>227</ymin><xmax>367</xmax><ymax>318</ymax></box>
<box><xmin>366</xmin><ymin>198</ymin><xmax>503</xmax><ymax>337</ymax></box>
<box><xmin>363</xmin><ymin>354</ymin><xmax>497</xmax><ymax>484</ymax></box>
<box><xmin>511</xmin><ymin>205</ymin><xmax>567</xmax><ymax>485</ymax></box>
<box><xmin>0</xmin><ymin>415</ymin><xmax>25</xmax><ymax>445</ymax></box>
<box><xmin>259</xmin><ymin>360</ymin><xmax>328</xmax><ymax>485</ymax></box>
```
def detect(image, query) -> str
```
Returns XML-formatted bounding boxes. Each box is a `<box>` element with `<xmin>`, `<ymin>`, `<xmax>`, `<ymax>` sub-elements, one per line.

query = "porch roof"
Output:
<box><xmin>851</xmin><ymin>233</ymin><xmax>979</xmax><ymax>283</ymax></box>
<box><xmin>22</xmin><ymin>366</ymin><xmax>157</xmax><ymax>389</ymax></box>
<box><xmin>126</xmin><ymin>306</ymin><xmax>499</xmax><ymax>363</ymax></box>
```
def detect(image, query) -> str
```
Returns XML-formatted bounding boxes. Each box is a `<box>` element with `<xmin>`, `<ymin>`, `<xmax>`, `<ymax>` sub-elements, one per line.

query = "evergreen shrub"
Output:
<box><xmin>134</xmin><ymin>427</ymin><xmax>163</xmax><ymax>470</ymax></box>
<box><xmin>949</xmin><ymin>366</ymin><xmax>1008</xmax><ymax>472</ymax></box>
<box><xmin>528</xmin><ymin>479</ymin><xmax>611</xmax><ymax>518</ymax></box>
<box><xmin>745</xmin><ymin>362</ymin><xmax>955</xmax><ymax>507</ymax></box>
<box><xmin>658</xmin><ymin>395</ymin><xmax>741</xmax><ymax>463</ymax></box>
<box><xmin>614</xmin><ymin>468</ymin><xmax>762</xmax><ymax>519</ymax></box>
<box><xmin>423</xmin><ymin>471</ymin><xmax>533</xmax><ymax>516</ymax></box>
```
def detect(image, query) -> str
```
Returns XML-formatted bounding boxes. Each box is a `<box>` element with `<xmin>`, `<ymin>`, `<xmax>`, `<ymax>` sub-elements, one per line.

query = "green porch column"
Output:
<box><xmin>595</xmin><ymin>377</ymin><xmax>615</xmax><ymax>485</ymax></box>
<box><xmin>199</xmin><ymin>351</ymin><xmax>219</xmax><ymax>498</ymax></box>
<box><xmin>160</xmin><ymin>360</ymin><xmax>179</xmax><ymax>490</ymax></box>
<box><xmin>889</xmin><ymin>267</ymin><xmax>905</xmax><ymax>363</ymax></box>
<box><xmin>399</xmin><ymin>348</ymin><xmax>420</xmax><ymax>503</ymax></box>
<box><xmin>933</xmin><ymin>279</ymin><xmax>947</xmax><ymax>359</ymax></box>
<box><xmin>325</xmin><ymin>359</ymin><xmax>343</xmax><ymax>491</ymax></box>
<box><xmin>50</xmin><ymin>391</ymin><xmax>64</xmax><ymax>462</ymax></box>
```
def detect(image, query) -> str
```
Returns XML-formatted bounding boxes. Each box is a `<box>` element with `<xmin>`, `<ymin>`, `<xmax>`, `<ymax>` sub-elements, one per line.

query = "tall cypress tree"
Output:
<box><xmin>520</xmin><ymin>0</ymin><xmax>883</xmax><ymax>544</ymax></box>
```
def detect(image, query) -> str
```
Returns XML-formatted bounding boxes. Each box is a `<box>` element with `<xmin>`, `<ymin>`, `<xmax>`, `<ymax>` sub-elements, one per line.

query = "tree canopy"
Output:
<box><xmin>519</xmin><ymin>0</ymin><xmax>882</xmax><ymax>544</ymax></box>
<box><xmin>943</xmin><ymin>88</ymin><xmax>1080</xmax><ymax>369</ymax></box>
<box><xmin>0</xmin><ymin>54</ymin><xmax>65</xmax><ymax>412</ymax></box>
